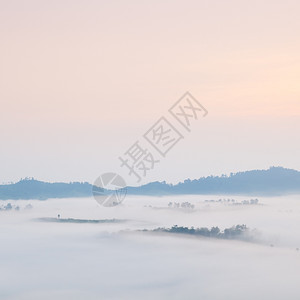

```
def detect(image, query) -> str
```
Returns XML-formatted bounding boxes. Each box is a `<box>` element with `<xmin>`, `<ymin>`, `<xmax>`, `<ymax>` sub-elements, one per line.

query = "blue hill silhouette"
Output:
<box><xmin>0</xmin><ymin>179</ymin><xmax>91</xmax><ymax>200</ymax></box>
<box><xmin>127</xmin><ymin>167</ymin><xmax>300</xmax><ymax>196</ymax></box>
<box><xmin>0</xmin><ymin>167</ymin><xmax>299</xmax><ymax>200</ymax></box>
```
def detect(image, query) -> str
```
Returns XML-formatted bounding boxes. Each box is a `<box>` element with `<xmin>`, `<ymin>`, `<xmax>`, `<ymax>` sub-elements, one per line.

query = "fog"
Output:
<box><xmin>1</xmin><ymin>195</ymin><xmax>300</xmax><ymax>299</ymax></box>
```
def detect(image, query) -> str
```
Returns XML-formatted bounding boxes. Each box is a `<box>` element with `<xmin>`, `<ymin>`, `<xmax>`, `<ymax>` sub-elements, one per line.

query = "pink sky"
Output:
<box><xmin>1</xmin><ymin>0</ymin><xmax>299</xmax><ymax>184</ymax></box>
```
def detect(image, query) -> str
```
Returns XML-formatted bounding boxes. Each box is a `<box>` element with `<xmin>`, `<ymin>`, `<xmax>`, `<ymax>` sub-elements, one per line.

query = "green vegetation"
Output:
<box><xmin>35</xmin><ymin>217</ymin><xmax>127</xmax><ymax>224</ymax></box>
<box><xmin>144</xmin><ymin>225</ymin><xmax>253</xmax><ymax>241</ymax></box>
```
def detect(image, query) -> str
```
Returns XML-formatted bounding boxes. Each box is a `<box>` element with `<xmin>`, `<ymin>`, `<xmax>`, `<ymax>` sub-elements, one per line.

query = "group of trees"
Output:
<box><xmin>0</xmin><ymin>203</ymin><xmax>33</xmax><ymax>211</ymax></box>
<box><xmin>149</xmin><ymin>224</ymin><xmax>251</xmax><ymax>240</ymax></box>
<box><xmin>168</xmin><ymin>202</ymin><xmax>195</xmax><ymax>209</ymax></box>
<box><xmin>205</xmin><ymin>198</ymin><xmax>259</xmax><ymax>205</ymax></box>
<box><xmin>0</xmin><ymin>203</ymin><xmax>14</xmax><ymax>211</ymax></box>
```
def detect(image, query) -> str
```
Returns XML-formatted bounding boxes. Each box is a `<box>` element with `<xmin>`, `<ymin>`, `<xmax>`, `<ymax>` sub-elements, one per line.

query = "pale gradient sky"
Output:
<box><xmin>0</xmin><ymin>0</ymin><xmax>299</xmax><ymax>185</ymax></box>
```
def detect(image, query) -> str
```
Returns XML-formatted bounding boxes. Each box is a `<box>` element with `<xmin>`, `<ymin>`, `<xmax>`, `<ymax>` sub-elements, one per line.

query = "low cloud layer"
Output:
<box><xmin>1</xmin><ymin>195</ymin><xmax>300</xmax><ymax>299</ymax></box>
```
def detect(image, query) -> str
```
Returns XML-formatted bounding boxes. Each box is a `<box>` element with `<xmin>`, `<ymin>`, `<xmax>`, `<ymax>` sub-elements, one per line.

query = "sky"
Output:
<box><xmin>0</xmin><ymin>0</ymin><xmax>299</xmax><ymax>185</ymax></box>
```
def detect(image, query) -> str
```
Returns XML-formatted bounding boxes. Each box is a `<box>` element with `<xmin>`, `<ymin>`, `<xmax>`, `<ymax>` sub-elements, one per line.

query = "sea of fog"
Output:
<box><xmin>1</xmin><ymin>194</ymin><xmax>300</xmax><ymax>300</ymax></box>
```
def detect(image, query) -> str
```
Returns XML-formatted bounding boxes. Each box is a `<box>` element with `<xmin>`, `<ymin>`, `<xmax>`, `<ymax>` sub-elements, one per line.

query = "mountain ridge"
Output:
<box><xmin>0</xmin><ymin>167</ymin><xmax>299</xmax><ymax>200</ymax></box>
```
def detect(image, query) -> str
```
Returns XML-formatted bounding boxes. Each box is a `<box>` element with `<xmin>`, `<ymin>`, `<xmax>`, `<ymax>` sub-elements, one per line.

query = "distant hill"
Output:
<box><xmin>0</xmin><ymin>179</ymin><xmax>91</xmax><ymax>200</ymax></box>
<box><xmin>126</xmin><ymin>167</ymin><xmax>300</xmax><ymax>196</ymax></box>
<box><xmin>0</xmin><ymin>167</ymin><xmax>300</xmax><ymax>200</ymax></box>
